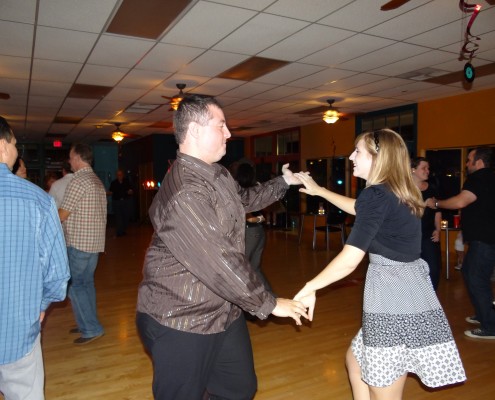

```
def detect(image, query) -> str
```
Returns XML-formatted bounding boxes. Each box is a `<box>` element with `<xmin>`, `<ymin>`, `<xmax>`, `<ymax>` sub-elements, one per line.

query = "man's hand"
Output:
<box><xmin>271</xmin><ymin>298</ymin><xmax>309</xmax><ymax>325</ymax></box>
<box><xmin>281</xmin><ymin>163</ymin><xmax>310</xmax><ymax>185</ymax></box>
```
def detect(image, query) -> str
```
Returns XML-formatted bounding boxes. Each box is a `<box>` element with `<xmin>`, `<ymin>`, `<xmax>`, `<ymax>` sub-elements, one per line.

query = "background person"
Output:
<box><xmin>12</xmin><ymin>155</ymin><xmax>27</xmax><ymax>178</ymax></box>
<box><xmin>426</xmin><ymin>147</ymin><xmax>495</xmax><ymax>339</ymax></box>
<box><xmin>49</xmin><ymin>161</ymin><xmax>73</xmax><ymax>208</ymax></box>
<box><xmin>294</xmin><ymin>129</ymin><xmax>465</xmax><ymax>399</ymax></box>
<box><xmin>136</xmin><ymin>95</ymin><xmax>308</xmax><ymax>400</ymax></box>
<box><xmin>108</xmin><ymin>169</ymin><xmax>133</xmax><ymax>237</ymax></box>
<box><xmin>59</xmin><ymin>143</ymin><xmax>107</xmax><ymax>345</ymax></box>
<box><xmin>233</xmin><ymin>161</ymin><xmax>273</xmax><ymax>294</ymax></box>
<box><xmin>411</xmin><ymin>156</ymin><xmax>442</xmax><ymax>290</ymax></box>
<box><xmin>0</xmin><ymin>116</ymin><xmax>70</xmax><ymax>400</ymax></box>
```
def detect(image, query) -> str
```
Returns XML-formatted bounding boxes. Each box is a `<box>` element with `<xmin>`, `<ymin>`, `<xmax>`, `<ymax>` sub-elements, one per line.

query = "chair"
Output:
<box><xmin>313</xmin><ymin>207</ymin><xmax>347</xmax><ymax>250</ymax></box>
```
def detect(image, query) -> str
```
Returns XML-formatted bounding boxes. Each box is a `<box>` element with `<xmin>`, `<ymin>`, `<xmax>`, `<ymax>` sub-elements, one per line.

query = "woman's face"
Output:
<box><xmin>349</xmin><ymin>139</ymin><xmax>373</xmax><ymax>180</ymax></box>
<box><xmin>412</xmin><ymin>160</ymin><xmax>429</xmax><ymax>182</ymax></box>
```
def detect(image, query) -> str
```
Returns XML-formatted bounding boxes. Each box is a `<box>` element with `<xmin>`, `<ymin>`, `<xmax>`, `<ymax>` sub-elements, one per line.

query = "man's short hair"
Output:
<box><xmin>473</xmin><ymin>147</ymin><xmax>493</xmax><ymax>168</ymax></box>
<box><xmin>71</xmin><ymin>143</ymin><xmax>93</xmax><ymax>165</ymax></box>
<box><xmin>0</xmin><ymin>116</ymin><xmax>14</xmax><ymax>143</ymax></box>
<box><xmin>173</xmin><ymin>95</ymin><xmax>220</xmax><ymax>145</ymax></box>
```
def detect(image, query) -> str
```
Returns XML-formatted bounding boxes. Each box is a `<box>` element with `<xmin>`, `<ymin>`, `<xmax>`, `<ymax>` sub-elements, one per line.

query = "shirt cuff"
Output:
<box><xmin>255</xmin><ymin>295</ymin><xmax>277</xmax><ymax>320</ymax></box>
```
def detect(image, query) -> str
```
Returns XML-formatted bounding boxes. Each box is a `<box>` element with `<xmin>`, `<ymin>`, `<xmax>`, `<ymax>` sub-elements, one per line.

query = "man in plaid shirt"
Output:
<box><xmin>59</xmin><ymin>143</ymin><xmax>107</xmax><ymax>345</ymax></box>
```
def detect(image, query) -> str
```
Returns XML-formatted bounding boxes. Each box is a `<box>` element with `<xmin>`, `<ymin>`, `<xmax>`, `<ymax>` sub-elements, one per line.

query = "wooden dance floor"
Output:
<box><xmin>8</xmin><ymin>223</ymin><xmax>495</xmax><ymax>399</ymax></box>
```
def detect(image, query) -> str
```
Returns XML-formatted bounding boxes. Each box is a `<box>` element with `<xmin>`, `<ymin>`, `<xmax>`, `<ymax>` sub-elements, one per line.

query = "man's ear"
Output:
<box><xmin>0</xmin><ymin>139</ymin><xmax>7</xmax><ymax>161</ymax></box>
<box><xmin>188</xmin><ymin>121</ymin><xmax>201</xmax><ymax>139</ymax></box>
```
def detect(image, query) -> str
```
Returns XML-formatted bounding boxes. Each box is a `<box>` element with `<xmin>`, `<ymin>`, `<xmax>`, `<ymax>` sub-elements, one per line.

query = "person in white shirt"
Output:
<box><xmin>49</xmin><ymin>161</ymin><xmax>73</xmax><ymax>208</ymax></box>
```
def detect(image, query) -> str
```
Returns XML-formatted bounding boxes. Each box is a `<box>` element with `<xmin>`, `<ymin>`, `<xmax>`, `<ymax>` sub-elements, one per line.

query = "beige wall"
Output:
<box><xmin>299</xmin><ymin>86</ymin><xmax>495</xmax><ymax>163</ymax></box>
<box><xmin>417</xmin><ymin>86</ymin><xmax>495</xmax><ymax>152</ymax></box>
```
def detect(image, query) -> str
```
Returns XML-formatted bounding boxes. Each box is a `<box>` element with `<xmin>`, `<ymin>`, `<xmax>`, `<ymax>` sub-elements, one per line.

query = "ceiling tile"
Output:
<box><xmin>213</xmin><ymin>13</ymin><xmax>309</xmax><ymax>55</ymax></box>
<box><xmin>34</xmin><ymin>26</ymin><xmax>98</xmax><ymax>63</ymax></box>
<box><xmin>318</xmin><ymin>0</ymin><xmax>431</xmax><ymax>31</ymax></box>
<box><xmin>77</xmin><ymin>64</ymin><xmax>129</xmax><ymax>86</ymax></box>
<box><xmin>194</xmin><ymin>78</ymin><xmax>245</xmax><ymax>96</ymax></box>
<box><xmin>301</xmin><ymin>34</ymin><xmax>395</xmax><ymax>67</ymax></box>
<box><xmin>32</xmin><ymin>59</ymin><xmax>82</xmax><ymax>82</ymax></box>
<box><xmin>161</xmin><ymin>1</ymin><xmax>257</xmax><ymax>48</ymax></box>
<box><xmin>265</xmin><ymin>0</ymin><xmax>353</xmax><ymax>22</ymax></box>
<box><xmin>38</xmin><ymin>0</ymin><xmax>118</xmax><ymax>32</ymax></box>
<box><xmin>0</xmin><ymin>78</ymin><xmax>29</xmax><ymax>95</ymax></box>
<box><xmin>288</xmin><ymin>68</ymin><xmax>356</xmax><ymax>89</ymax></box>
<box><xmin>87</xmin><ymin>35</ymin><xmax>155</xmax><ymax>68</ymax></box>
<box><xmin>179</xmin><ymin>50</ymin><xmax>249</xmax><ymax>77</ymax></box>
<box><xmin>137</xmin><ymin>43</ymin><xmax>205</xmax><ymax>73</ymax></box>
<box><xmin>106</xmin><ymin>87</ymin><xmax>149</xmax><ymax>101</ymax></box>
<box><xmin>118</xmin><ymin>69</ymin><xmax>167</xmax><ymax>90</ymax></box>
<box><xmin>28</xmin><ymin>95</ymin><xmax>64</xmax><ymax>108</ymax></box>
<box><xmin>210</xmin><ymin>0</ymin><xmax>275</xmax><ymax>11</ymax></box>
<box><xmin>339</xmin><ymin>42</ymin><xmax>430</xmax><ymax>72</ymax></box>
<box><xmin>0</xmin><ymin>21</ymin><xmax>34</xmax><ymax>57</ymax></box>
<box><xmin>221</xmin><ymin>82</ymin><xmax>277</xmax><ymax>98</ymax></box>
<box><xmin>326</xmin><ymin>73</ymin><xmax>387</xmax><ymax>92</ymax></box>
<box><xmin>252</xmin><ymin>85</ymin><xmax>308</xmax><ymax>101</ymax></box>
<box><xmin>259</xmin><ymin>24</ymin><xmax>355</xmax><ymax>62</ymax></box>
<box><xmin>106</xmin><ymin>0</ymin><xmax>192</xmax><ymax>40</ymax></box>
<box><xmin>30</xmin><ymin>81</ymin><xmax>72</xmax><ymax>97</ymax></box>
<box><xmin>370</xmin><ymin>49</ymin><xmax>455</xmax><ymax>77</ymax></box>
<box><xmin>344</xmin><ymin>77</ymin><xmax>413</xmax><ymax>96</ymax></box>
<box><xmin>3</xmin><ymin>93</ymin><xmax>27</xmax><ymax>106</ymax></box>
<box><xmin>364</xmin><ymin>0</ymin><xmax>463</xmax><ymax>41</ymax></box>
<box><xmin>0</xmin><ymin>56</ymin><xmax>32</xmax><ymax>79</ymax></box>
<box><xmin>254</xmin><ymin>63</ymin><xmax>325</xmax><ymax>85</ymax></box>
<box><xmin>405</xmin><ymin>20</ymin><xmax>463</xmax><ymax>48</ymax></box>
<box><xmin>0</xmin><ymin>0</ymin><xmax>36</xmax><ymax>23</ymax></box>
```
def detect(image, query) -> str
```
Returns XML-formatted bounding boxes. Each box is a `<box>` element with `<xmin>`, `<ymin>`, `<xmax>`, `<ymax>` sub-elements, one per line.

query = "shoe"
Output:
<box><xmin>69</xmin><ymin>327</ymin><xmax>80</xmax><ymax>334</ymax></box>
<box><xmin>465</xmin><ymin>316</ymin><xmax>480</xmax><ymax>324</ymax></box>
<box><xmin>464</xmin><ymin>328</ymin><xmax>495</xmax><ymax>339</ymax></box>
<box><xmin>454</xmin><ymin>264</ymin><xmax>462</xmax><ymax>270</ymax></box>
<box><xmin>73</xmin><ymin>333</ymin><xmax>104</xmax><ymax>345</ymax></box>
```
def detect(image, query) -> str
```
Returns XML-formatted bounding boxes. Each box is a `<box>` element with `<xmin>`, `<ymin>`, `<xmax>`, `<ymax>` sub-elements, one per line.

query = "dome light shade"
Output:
<box><xmin>322</xmin><ymin>99</ymin><xmax>340</xmax><ymax>124</ymax></box>
<box><xmin>112</xmin><ymin>131</ymin><xmax>124</xmax><ymax>142</ymax></box>
<box><xmin>323</xmin><ymin>109</ymin><xmax>339</xmax><ymax>124</ymax></box>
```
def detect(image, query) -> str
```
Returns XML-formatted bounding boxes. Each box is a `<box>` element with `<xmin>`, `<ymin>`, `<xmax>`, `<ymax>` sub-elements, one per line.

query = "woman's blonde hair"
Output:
<box><xmin>356</xmin><ymin>128</ymin><xmax>424</xmax><ymax>217</ymax></box>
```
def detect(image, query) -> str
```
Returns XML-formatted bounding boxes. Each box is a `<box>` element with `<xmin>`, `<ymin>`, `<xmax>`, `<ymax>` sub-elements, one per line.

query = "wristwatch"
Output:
<box><xmin>434</xmin><ymin>201</ymin><xmax>439</xmax><ymax>209</ymax></box>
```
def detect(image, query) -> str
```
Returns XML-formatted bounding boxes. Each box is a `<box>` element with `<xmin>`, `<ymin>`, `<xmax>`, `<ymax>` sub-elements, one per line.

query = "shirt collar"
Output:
<box><xmin>176</xmin><ymin>152</ymin><xmax>228</xmax><ymax>180</ymax></box>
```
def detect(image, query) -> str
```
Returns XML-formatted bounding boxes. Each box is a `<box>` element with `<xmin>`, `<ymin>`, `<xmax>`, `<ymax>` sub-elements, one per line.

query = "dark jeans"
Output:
<box><xmin>421</xmin><ymin>236</ymin><xmax>442</xmax><ymax>290</ymax></box>
<box><xmin>113</xmin><ymin>199</ymin><xmax>131</xmax><ymax>235</ymax></box>
<box><xmin>136</xmin><ymin>312</ymin><xmax>257</xmax><ymax>400</ymax></box>
<box><xmin>462</xmin><ymin>241</ymin><xmax>495</xmax><ymax>333</ymax></box>
<box><xmin>245</xmin><ymin>225</ymin><xmax>272</xmax><ymax>293</ymax></box>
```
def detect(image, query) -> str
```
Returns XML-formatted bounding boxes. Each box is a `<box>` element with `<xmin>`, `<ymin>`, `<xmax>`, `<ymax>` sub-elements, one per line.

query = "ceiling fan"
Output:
<box><xmin>161</xmin><ymin>83</ymin><xmax>186</xmax><ymax>111</ymax></box>
<box><xmin>295</xmin><ymin>99</ymin><xmax>348</xmax><ymax>123</ymax></box>
<box><xmin>0</xmin><ymin>92</ymin><xmax>10</xmax><ymax>100</ymax></box>
<box><xmin>109</xmin><ymin>122</ymin><xmax>139</xmax><ymax>142</ymax></box>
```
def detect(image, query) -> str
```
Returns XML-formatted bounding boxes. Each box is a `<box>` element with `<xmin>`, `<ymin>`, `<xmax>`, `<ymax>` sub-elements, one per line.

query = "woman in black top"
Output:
<box><xmin>411</xmin><ymin>157</ymin><xmax>442</xmax><ymax>290</ymax></box>
<box><xmin>293</xmin><ymin>129</ymin><xmax>465</xmax><ymax>399</ymax></box>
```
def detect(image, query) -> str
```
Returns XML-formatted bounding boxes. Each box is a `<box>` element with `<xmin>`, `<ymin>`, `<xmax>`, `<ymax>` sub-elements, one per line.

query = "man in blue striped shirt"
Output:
<box><xmin>0</xmin><ymin>116</ymin><xmax>70</xmax><ymax>400</ymax></box>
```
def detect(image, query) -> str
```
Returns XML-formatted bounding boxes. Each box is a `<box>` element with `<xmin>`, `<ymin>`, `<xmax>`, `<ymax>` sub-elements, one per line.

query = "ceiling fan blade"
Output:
<box><xmin>0</xmin><ymin>92</ymin><xmax>10</xmax><ymax>100</ymax></box>
<box><xmin>380</xmin><ymin>0</ymin><xmax>412</xmax><ymax>11</ymax></box>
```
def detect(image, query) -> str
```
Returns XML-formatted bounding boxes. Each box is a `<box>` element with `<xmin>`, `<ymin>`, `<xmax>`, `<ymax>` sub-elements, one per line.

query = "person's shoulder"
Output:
<box><xmin>13</xmin><ymin>176</ymin><xmax>53</xmax><ymax>207</ymax></box>
<box><xmin>361</xmin><ymin>184</ymin><xmax>389</xmax><ymax>197</ymax></box>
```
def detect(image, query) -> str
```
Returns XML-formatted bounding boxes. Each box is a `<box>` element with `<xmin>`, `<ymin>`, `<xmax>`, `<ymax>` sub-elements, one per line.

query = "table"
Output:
<box><xmin>442</xmin><ymin>226</ymin><xmax>461</xmax><ymax>279</ymax></box>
